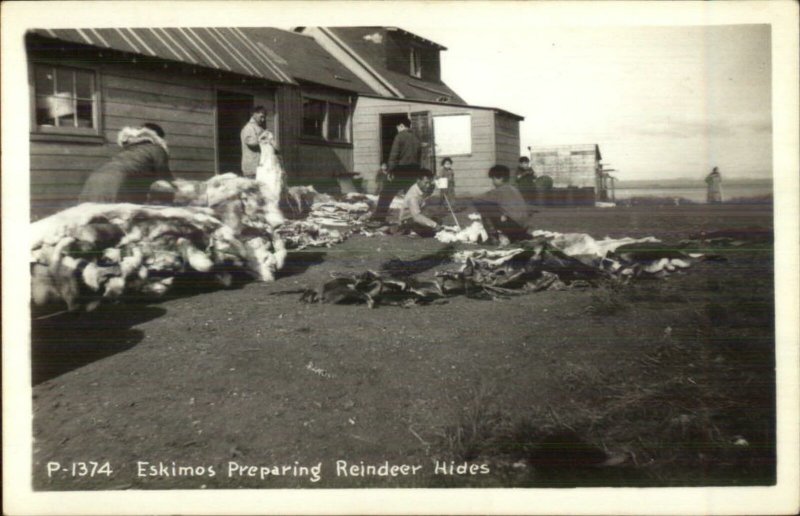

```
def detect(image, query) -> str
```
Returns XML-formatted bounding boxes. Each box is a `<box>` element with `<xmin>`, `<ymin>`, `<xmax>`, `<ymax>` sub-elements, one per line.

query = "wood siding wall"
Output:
<box><xmin>353</xmin><ymin>97</ymin><xmax>514</xmax><ymax>196</ymax></box>
<box><xmin>494</xmin><ymin>113</ymin><xmax>521</xmax><ymax>174</ymax></box>
<box><xmin>28</xmin><ymin>41</ymin><xmax>353</xmax><ymax>218</ymax></box>
<box><xmin>532</xmin><ymin>146</ymin><xmax>599</xmax><ymax>188</ymax></box>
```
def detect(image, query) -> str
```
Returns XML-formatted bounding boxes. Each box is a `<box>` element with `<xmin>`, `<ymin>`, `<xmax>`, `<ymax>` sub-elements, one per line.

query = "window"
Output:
<box><xmin>327</xmin><ymin>103</ymin><xmax>349</xmax><ymax>142</ymax></box>
<box><xmin>302</xmin><ymin>98</ymin><xmax>326</xmax><ymax>138</ymax></box>
<box><xmin>410</xmin><ymin>47</ymin><xmax>423</xmax><ymax>78</ymax></box>
<box><xmin>301</xmin><ymin>97</ymin><xmax>351</xmax><ymax>143</ymax></box>
<box><xmin>433</xmin><ymin>114</ymin><xmax>471</xmax><ymax>156</ymax></box>
<box><xmin>34</xmin><ymin>64</ymin><xmax>97</xmax><ymax>131</ymax></box>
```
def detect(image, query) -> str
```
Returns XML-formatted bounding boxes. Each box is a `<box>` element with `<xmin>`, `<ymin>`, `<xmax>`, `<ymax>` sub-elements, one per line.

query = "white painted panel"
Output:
<box><xmin>433</xmin><ymin>113</ymin><xmax>471</xmax><ymax>156</ymax></box>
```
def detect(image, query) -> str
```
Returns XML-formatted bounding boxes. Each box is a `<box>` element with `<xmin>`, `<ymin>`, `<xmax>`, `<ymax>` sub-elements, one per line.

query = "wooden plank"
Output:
<box><xmin>101</xmin><ymin>128</ymin><xmax>212</xmax><ymax>148</ymax></box>
<box><xmin>104</xmin><ymin>86</ymin><xmax>212</xmax><ymax>112</ymax></box>
<box><xmin>105</xmin><ymin>116</ymin><xmax>214</xmax><ymax>138</ymax></box>
<box><xmin>102</xmin><ymin>71</ymin><xmax>214</xmax><ymax>101</ymax></box>
<box><xmin>31</xmin><ymin>155</ymin><xmax>109</xmax><ymax>171</ymax></box>
<box><xmin>104</xmin><ymin>101</ymin><xmax>213</xmax><ymax>126</ymax></box>
<box><xmin>169</xmin><ymin>146</ymin><xmax>216</xmax><ymax>161</ymax></box>
<box><xmin>31</xmin><ymin>142</ymin><xmax>114</xmax><ymax>158</ymax></box>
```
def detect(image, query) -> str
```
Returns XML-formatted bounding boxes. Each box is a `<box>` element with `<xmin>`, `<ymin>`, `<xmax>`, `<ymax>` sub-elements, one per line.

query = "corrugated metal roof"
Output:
<box><xmin>238</xmin><ymin>28</ymin><xmax>374</xmax><ymax>94</ymax></box>
<box><xmin>31</xmin><ymin>28</ymin><xmax>296</xmax><ymax>84</ymax></box>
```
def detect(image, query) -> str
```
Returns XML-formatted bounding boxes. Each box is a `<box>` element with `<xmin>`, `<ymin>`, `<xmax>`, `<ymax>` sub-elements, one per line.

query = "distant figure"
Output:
<box><xmin>240</xmin><ymin>105</ymin><xmax>269</xmax><ymax>178</ymax></box>
<box><xmin>438</xmin><ymin>157</ymin><xmax>456</xmax><ymax>203</ymax></box>
<box><xmin>515</xmin><ymin>156</ymin><xmax>537</xmax><ymax>204</ymax></box>
<box><xmin>79</xmin><ymin>123</ymin><xmax>174</xmax><ymax>205</ymax></box>
<box><xmin>705</xmin><ymin>166</ymin><xmax>723</xmax><ymax>204</ymax></box>
<box><xmin>474</xmin><ymin>164</ymin><xmax>531</xmax><ymax>245</ymax></box>
<box><xmin>368</xmin><ymin>117</ymin><xmax>421</xmax><ymax>226</ymax></box>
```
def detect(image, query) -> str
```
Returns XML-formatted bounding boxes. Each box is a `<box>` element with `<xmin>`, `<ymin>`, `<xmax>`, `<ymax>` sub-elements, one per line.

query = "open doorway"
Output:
<box><xmin>379</xmin><ymin>112</ymin><xmax>434</xmax><ymax>171</ymax></box>
<box><xmin>216</xmin><ymin>90</ymin><xmax>254</xmax><ymax>174</ymax></box>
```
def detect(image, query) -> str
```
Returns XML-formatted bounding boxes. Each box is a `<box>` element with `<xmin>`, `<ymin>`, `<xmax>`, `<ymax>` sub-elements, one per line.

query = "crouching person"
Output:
<box><xmin>396</xmin><ymin>168</ymin><xmax>443</xmax><ymax>237</ymax></box>
<box><xmin>474</xmin><ymin>165</ymin><xmax>531</xmax><ymax>245</ymax></box>
<box><xmin>79</xmin><ymin>123</ymin><xmax>175</xmax><ymax>205</ymax></box>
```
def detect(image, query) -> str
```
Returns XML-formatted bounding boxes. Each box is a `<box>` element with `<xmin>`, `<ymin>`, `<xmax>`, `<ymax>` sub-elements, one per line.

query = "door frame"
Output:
<box><xmin>214</xmin><ymin>86</ymin><xmax>279</xmax><ymax>175</ymax></box>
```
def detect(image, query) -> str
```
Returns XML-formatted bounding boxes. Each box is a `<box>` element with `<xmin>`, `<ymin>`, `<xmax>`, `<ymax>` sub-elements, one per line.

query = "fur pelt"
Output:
<box><xmin>117</xmin><ymin>126</ymin><xmax>169</xmax><ymax>153</ymax></box>
<box><xmin>31</xmin><ymin>202</ymin><xmax>286</xmax><ymax>312</ymax></box>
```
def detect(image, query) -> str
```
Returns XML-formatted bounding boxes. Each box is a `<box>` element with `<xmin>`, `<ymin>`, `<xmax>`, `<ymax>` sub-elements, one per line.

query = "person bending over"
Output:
<box><xmin>79</xmin><ymin>123</ymin><xmax>174</xmax><ymax>205</ymax></box>
<box><xmin>474</xmin><ymin>164</ymin><xmax>532</xmax><ymax>245</ymax></box>
<box><xmin>396</xmin><ymin>168</ymin><xmax>442</xmax><ymax>238</ymax></box>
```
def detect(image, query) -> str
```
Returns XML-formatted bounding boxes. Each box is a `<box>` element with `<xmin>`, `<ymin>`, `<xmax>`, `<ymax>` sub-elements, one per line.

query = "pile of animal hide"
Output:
<box><xmin>435</xmin><ymin>214</ymin><xmax>489</xmax><ymax>244</ymax></box>
<box><xmin>30</xmin><ymin>203</ymin><xmax>286</xmax><ymax>312</ymax></box>
<box><xmin>302</xmin><ymin>230</ymin><xmax>706</xmax><ymax>308</ymax></box>
<box><xmin>278</xmin><ymin>192</ymin><xmax>380</xmax><ymax>248</ymax></box>
<box><xmin>459</xmin><ymin>231</ymin><xmax>696</xmax><ymax>279</ymax></box>
<box><xmin>32</xmin><ymin>138</ymin><xmax>289</xmax><ymax>312</ymax></box>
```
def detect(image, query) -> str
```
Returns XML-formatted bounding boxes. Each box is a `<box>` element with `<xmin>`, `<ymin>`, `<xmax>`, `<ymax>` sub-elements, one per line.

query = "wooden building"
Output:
<box><xmin>300</xmin><ymin>27</ymin><xmax>523</xmax><ymax>196</ymax></box>
<box><xmin>27</xmin><ymin>26</ymin><xmax>522</xmax><ymax>218</ymax></box>
<box><xmin>26</xmin><ymin>28</ymin><xmax>374</xmax><ymax>218</ymax></box>
<box><xmin>530</xmin><ymin>144</ymin><xmax>603</xmax><ymax>189</ymax></box>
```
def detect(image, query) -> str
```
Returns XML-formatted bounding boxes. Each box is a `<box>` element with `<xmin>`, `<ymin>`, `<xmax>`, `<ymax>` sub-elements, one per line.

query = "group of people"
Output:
<box><xmin>79</xmin><ymin>106</ymin><xmax>275</xmax><ymax>206</ymax></box>
<box><xmin>77</xmin><ymin>111</ymin><xmax>537</xmax><ymax>246</ymax></box>
<box><xmin>366</xmin><ymin>117</ymin><xmax>535</xmax><ymax>245</ymax></box>
<box><xmin>77</xmin><ymin>105</ymin><xmax>725</xmax><ymax>246</ymax></box>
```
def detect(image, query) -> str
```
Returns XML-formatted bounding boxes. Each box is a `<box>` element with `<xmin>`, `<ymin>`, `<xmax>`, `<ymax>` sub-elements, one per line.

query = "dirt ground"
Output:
<box><xmin>31</xmin><ymin>203</ymin><xmax>775</xmax><ymax>490</ymax></box>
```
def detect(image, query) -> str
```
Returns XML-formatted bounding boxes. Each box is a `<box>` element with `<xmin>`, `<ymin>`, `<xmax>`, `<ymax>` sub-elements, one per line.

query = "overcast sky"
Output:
<box><xmin>410</xmin><ymin>24</ymin><xmax>772</xmax><ymax>181</ymax></box>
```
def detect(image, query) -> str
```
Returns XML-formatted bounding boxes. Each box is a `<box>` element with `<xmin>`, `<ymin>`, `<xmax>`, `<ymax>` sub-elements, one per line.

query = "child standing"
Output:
<box><xmin>438</xmin><ymin>157</ymin><xmax>456</xmax><ymax>204</ymax></box>
<box><xmin>374</xmin><ymin>162</ymin><xmax>390</xmax><ymax>196</ymax></box>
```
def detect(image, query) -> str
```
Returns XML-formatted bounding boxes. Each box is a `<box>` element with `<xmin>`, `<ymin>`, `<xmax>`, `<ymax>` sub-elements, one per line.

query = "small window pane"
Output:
<box><xmin>55</xmin><ymin>68</ymin><xmax>74</xmax><ymax>96</ymax></box>
<box><xmin>328</xmin><ymin>103</ymin><xmax>349</xmax><ymax>141</ymax></box>
<box><xmin>36</xmin><ymin>96</ymin><xmax>56</xmax><ymax>126</ymax></box>
<box><xmin>75</xmin><ymin>71</ymin><xmax>94</xmax><ymax>99</ymax></box>
<box><xmin>302</xmin><ymin>98</ymin><xmax>325</xmax><ymax>138</ymax></box>
<box><xmin>76</xmin><ymin>99</ymin><xmax>94</xmax><ymax>127</ymax></box>
<box><xmin>33</xmin><ymin>65</ymin><xmax>97</xmax><ymax>132</ymax></box>
<box><xmin>35</xmin><ymin>66</ymin><xmax>54</xmax><ymax>96</ymax></box>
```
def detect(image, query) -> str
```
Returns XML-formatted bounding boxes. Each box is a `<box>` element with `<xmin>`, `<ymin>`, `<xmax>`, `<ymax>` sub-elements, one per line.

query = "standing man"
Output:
<box><xmin>368</xmin><ymin>117</ymin><xmax>421</xmax><ymax>226</ymax></box>
<box><xmin>705</xmin><ymin>166</ymin><xmax>723</xmax><ymax>204</ymax></box>
<box><xmin>240</xmin><ymin>106</ymin><xmax>268</xmax><ymax>178</ymax></box>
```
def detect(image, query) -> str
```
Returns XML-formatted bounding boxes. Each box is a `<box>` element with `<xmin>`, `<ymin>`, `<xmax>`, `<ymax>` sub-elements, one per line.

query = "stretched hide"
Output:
<box><xmin>255</xmin><ymin>134</ymin><xmax>286</xmax><ymax>228</ymax></box>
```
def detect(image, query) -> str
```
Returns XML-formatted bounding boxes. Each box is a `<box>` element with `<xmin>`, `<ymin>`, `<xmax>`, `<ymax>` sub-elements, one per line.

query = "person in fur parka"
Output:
<box><xmin>79</xmin><ymin>123</ymin><xmax>175</xmax><ymax>205</ymax></box>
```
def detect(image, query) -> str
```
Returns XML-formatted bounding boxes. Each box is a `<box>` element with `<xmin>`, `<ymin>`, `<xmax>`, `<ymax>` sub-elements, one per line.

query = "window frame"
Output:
<box><xmin>300</xmin><ymin>97</ymin><xmax>327</xmax><ymax>140</ymax></box>
<box><xmin>30</xmin><ymin>62</ymin><xmax>102</xmax><ymax>139</ymax></box>
<box><xmin>300</xmin><ymin>95</ymin><xmax>352</xmax><ymax>145</ymax></box>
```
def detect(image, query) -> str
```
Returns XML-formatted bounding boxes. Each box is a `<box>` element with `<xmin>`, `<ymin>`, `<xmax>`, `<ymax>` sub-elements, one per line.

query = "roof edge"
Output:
<box><xmin>358</xmin><ymin>93</ymin><xmax>524</xmax><ymax>121</ymax></box>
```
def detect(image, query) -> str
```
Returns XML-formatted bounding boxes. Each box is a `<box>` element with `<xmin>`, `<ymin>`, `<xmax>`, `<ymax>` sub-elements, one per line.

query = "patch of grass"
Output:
<box><xmin>725</xmin><ymin>193</ymin><xmax>773</xmax><ymax>205</ymax></box>
<box><xmin>618</xmin><ymin>196</ymin><xmax>697</xmax><ymax>207</ymax></box>
<box><xmin>585</xmin><ymin>281</ymin><xmax>629</xmax><ymax>316</ymax></box>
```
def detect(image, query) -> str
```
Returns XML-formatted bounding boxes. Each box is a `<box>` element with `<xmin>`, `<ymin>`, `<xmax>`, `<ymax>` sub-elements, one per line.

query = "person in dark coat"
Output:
<box><xmin>474</xmin><ymin>164</ymin><xmax>531</xmax><ymax>245</ymax></box>
<box><xmin>79</xmin><ymin>123</ymin><xmax>174</xmax><ymax>204</ymax></box>
<box><xmin>368</xmin><ymin>117</ymin><xmax>421</xmax><ymax>226</ymax></box>
<box><xmin>515</xmin><ymin>156</ymin><xmax>537</xmax><ymax>204</ymax></box>
<box><xmin>705</xmin><ymin>166</ymin><xmax>723</xmax><ymax>204</ymax></box>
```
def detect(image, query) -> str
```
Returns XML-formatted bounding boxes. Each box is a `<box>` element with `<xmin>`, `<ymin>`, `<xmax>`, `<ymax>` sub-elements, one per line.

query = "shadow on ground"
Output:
<box><xmin>31</xmin><ymin>304</ymin><xmax>166</xmax><ymax>385</ymax></box>
<box><xmin>278</xmin><ymin>251</ymin><xmax>327</xmax><ymax>278</ymax></box>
